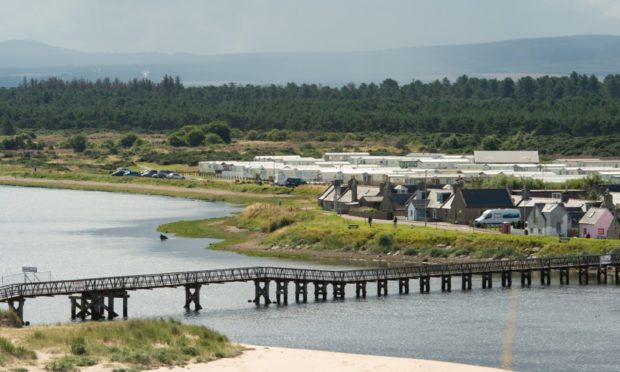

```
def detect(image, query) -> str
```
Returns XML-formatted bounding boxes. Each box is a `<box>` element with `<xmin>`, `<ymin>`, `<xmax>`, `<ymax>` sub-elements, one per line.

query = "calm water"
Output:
<box><xmin>1</xmin><ymin>186</ymin><xmax>619</xmax><ymax>371</ymax></box>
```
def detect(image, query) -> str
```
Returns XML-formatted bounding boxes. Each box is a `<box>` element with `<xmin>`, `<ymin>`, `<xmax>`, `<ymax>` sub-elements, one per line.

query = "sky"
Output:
<box><xmin>2</xmin><ymin>0</ymin><xmax>620</xmax><ymax>55</ymax></box>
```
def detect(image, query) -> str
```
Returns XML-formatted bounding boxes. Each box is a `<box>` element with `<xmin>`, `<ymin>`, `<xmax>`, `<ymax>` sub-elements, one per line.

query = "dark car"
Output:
<box><xmin>124</xmin><ymin>171</ymin><xmax>140</xmax><ymax>176</ymax></box>
<box><xmin>153</xmin><ymin>170</ymin><xmax>173</xmax><ymax>178</ymax></box>
<box><xmin>111</xmin><ymin>168</ymin><xmax>129</xmax><ymax>176</ymax></box>
<box><xmin>284</xmin><ymin>178</ymin><xmax>307</xmax><ymax>187</ymax></box>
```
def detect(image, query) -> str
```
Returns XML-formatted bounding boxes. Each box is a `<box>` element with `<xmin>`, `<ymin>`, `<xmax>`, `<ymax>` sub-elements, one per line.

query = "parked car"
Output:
<box><xmin>140</xmin><ymin>169</ymin><xmax>158</xmax><ymax>177</ymax></box>
<box><xmin>167</xmin><ymin>172</ymin><xmax>185</xmax><ymax>180</ymax></box>
<box><xmin>474</xmin><ymin>209</ymin><xmax>521</xmax><ymax>227</ymax></box>
<box><xmin>152</xmin><ymin>170</ymin><xmax>173</xmax><ymax>178</ymax></box>
<box><xmin>111</xmin><ymin>168</ymin><xmax>129</xmax><ymax>176</ymax></box>
<box><xmin>284</xmin><ymin>178</ymin><xmax>307</xmax><ymax>187</ymax></box>
<box><xmin>124</xmin><ymin>170</ymin><xmax>140</xmax><ymax>177</ymax></box>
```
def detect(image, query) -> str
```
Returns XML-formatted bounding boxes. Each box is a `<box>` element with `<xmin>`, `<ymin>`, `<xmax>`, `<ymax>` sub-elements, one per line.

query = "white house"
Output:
<box><xmin>526</xmin><ymin>203</ymin><xmax>570</xmax><ymax>237</ymax></box>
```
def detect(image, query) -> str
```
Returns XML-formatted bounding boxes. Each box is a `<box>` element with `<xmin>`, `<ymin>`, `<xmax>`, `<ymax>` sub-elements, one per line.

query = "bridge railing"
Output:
<box><xmin>1</xmin><ymin>254</ymin><xmax>619</xmax><ymax>302</ymax></box>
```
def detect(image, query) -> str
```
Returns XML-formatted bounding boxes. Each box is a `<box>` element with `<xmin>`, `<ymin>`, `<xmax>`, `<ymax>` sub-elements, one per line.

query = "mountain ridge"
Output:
<box><xmin>1</xmin><ymin>34</ymin><xmax>620</xmax><ymax>86</ymax></box>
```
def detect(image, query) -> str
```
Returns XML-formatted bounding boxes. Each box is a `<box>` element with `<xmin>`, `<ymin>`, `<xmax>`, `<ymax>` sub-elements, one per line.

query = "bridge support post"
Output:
<box><xmin>540</xmin><ymin>269</ymin><xmax>551</xmax><ymax>286</ymax></box>
<box><xmin>501</xmin><ymin>271</ymin><xmax>512</xmax><ymax>288</ymax></box>
<box><xmin>332</xmin><ymin>282</ymin><xmax>345</xmax><ymax>299</ymax></box>
<box><xmin>521</xmin><ymin>270</ymin><xmax>531</xmax><ymax>287</ymax></box>
<box><xmin>441</xmin><ymin>275</ymin><xmax>451</xmax><ymax>292</ymax></box>
<box><xmin>253</xmin><ymin>280</ymin><xmax>271</xmax><ymax>306</ymax></box>
<box><xmin>314</xmin><ymin>282</ymin><xmax>328</xmax><ymax>301</ymax></box>
<box><xmin>294</xmin><ymin>281</ymin><xmax>308</xmax><ymax>303</ymax></box>
<box><xmin>482</xmin><ymin>272</ymin><xmax>492</xmax><ymax>289</ymax></box>
<box><xmin>184</xmin><ymin>284</ymin><xmax>203</xmax><ymax>311</ymax></box>
<box><xmin>398</xmin><ymin>279</ymin><xmax>409</xmax><ymax>294</ymax></box>
<box><xmin>275</xmin><ymin>280</ymin><xmax>289</xmax><ymax>305</ymax></box>
<box><xmin>377</xmin><ymin>279</ymin><xmax>388</xmax><ymax>297</ymax></box>
<box><xmin>71</xmin><ymin>291</ymin><xmax>127</xmax><ymax>321</ymax></box>
<box><xmin>597</xmin><ymin>266</ymin><xmax>607</xmax><ymax>285</ymax></box>
<box><xmin>419</xmin><ymin>276</ymin><xmax>430</xmax><ymax>293</ymax></box>
<box><xmin>578</xmin><ymin>266</ymin><xmax>589</xmax><ymax>285</ymax></box>
<box><xmin>355</xmin><ymin>282</ymin><xmax>367</xmax><ymax>298</ymax></box>
<box><xmin>461</xmin><ymin>273</ymin><xmax>472</xmax><ymax>291</ymax></box>
<box><xmin>122</xmin><ymin>294</ymin><xmax>128</xmax><ymax>318</ymax></box>
<box><xmin>560</xmin><ymin>268</ymin><xmax>570</xmax><ymax>285</ymax></box>
<box><xmin>7</xmin><ymin>298</ymin><xmax>24</xmax><ymax>325</ymax></box>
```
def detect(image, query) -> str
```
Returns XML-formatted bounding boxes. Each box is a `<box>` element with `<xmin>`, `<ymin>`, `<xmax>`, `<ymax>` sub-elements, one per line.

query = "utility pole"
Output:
<box><xmin>424</xmin><ymin>170</ymin><xmax>428</xmax><ymax>227</ymax></box>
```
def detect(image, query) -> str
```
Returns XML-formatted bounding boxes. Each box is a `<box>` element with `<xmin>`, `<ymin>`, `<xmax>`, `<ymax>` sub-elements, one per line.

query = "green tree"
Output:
<box><xmin>1</xmin><ymin>116</ymin><xmax>16</xmax><ymax>136</ymax></box>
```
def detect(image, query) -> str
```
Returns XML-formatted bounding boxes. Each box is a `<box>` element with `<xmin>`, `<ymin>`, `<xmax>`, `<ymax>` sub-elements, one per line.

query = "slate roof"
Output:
<box><xmin>390</xmin><ymin>193</ymin><xmax>414</xmax><ymax>210</ymax></box>
<box><xmin>461</xmin><ymin>189</ymin><xmax>514</xmax><ymax>208</ymax></box>
<box><xmin>579</xmin><ymin>208</ymin><xmax>610</xmax><ymax>225</ymax></box>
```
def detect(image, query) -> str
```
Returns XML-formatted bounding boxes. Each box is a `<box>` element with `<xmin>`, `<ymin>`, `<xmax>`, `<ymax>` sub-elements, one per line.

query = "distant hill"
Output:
<box><xmin>1</xmin><ymin>35</ymin><xmax>620</xmax><ymax>86</ymax></box>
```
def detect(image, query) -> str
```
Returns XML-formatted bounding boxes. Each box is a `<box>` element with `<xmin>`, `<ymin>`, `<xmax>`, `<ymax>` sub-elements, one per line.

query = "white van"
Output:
<box><xmin>474</xmin><ymin>209</ymin><xmax>521</xmax><ymax>227</ymax></box>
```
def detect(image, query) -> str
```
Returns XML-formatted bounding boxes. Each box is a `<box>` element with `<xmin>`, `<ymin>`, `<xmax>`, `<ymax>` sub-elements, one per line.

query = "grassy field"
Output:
<box><xmin>2</xmin><ymin>147</ymin><xmax>618</xmax><ymax>262</ymax></box>
<box><xmin>159</xmin><ymin>203</ymin><xmax>620</xmax><ymax>261</ymax></box>
<box><xmin>0</xmin><ymin>319</ymin><xmax>242</xmax><ymax>371</ymax></box>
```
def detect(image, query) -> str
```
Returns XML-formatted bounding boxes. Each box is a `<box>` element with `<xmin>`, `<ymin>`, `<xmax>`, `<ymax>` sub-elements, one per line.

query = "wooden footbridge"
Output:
<box><xmin>1</xmin><ymin>254</ymin><xmax>619</xmax><ymax>325</ymax></box>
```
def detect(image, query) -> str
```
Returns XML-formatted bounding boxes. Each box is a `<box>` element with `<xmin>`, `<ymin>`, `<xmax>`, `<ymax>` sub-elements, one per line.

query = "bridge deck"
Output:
<box><xmin>1</xmin><ymin>254</ymin><xmax>617</xmax><ymax>303</ymax></box>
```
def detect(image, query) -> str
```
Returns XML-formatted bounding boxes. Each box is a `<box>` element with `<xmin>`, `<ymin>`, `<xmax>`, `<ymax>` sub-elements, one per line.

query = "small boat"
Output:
<box><xmin>160</xmin><ymin>234</ymin><xmax>168</xmax><ymax>241</ymax></box>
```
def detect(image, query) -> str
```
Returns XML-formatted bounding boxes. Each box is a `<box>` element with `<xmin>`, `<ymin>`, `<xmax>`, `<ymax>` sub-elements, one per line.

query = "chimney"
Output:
<box><xmin>521</xmin><ymin>185</ymin><xmax>530</xmax><ymax>201</ymax></box>
<box><xmin>349</xmin><ymin>177</ymin><xmax>358</xmax><ymax>202</ymax></box>
<box><xmin>602</xmin><ymin>192</ymin><xmax>615</xmax><ymax>213</ymax></box>
<box><xmin>334</xmin><ymin>180</ymin><xmax>342</xmax><ymax>201</ymax></box>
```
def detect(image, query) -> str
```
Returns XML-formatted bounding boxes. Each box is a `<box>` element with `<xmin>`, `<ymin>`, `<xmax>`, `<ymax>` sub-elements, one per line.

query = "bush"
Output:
<box><xmin>245</xmin><ymin>130</ymin><xmax>259</xmax><ymax>140</ymax></box>
<box><xmin>377</xmin><ymin>233</ymin><xmax>394</xmax><ymax>248</ymax></box>
<box><xmin>204</xmin><ymin>133</ymin><xmax>224</xmax><ymax>144</ymax></box>
<box><xmin>187</xmin><ymin>130</ymin><xmax>205</xmax><ymax>147</ymax></box>
<box><xmin>203</xmin><ymin>121</ymin><xmax>231</xmax><ymax>143</ymax></box>
<box><xmin>168</xmin><ymin>134</ymin><xmax>188</xmax><ymax>147</ymax></box>
<box><xmin>67</xmin><ymin>135</ymin><xmax>88</xmax><ymax>153</ymax></box>
<box><xmin>267</xmin><ymin>129</ymin><xmax>287</xmax><ymax>141</ymax></box>
<box><xmin>70</xmin><ymin>337</ymin><xmax>87</xmax><ymax>355</ymax></box>
<box><xmin>118</xmin><ymin>133</ymin><xmax>139</xmax><ymax>148</ymax></box>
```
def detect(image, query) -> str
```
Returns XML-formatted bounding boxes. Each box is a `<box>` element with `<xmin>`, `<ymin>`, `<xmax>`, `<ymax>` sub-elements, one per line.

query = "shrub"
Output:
<box><xmin>245</xmin><ymin>130</ymin><xmax>259</xmax><ymax>140</ymax></box>
<box><xmin>118</xmin><ymin>133</ymin><xmax>139</xmax><ymax>148</ymax></box>
<box><xmin>203</xmin><ymin>121</ymin><xmax>232</xmax><ymax>143</ymax></box>
<box><xmin>403</xmin><ymin>247</ymin><xmax>418</xmax><ymax>256</ymax></box>
<box><xmin>187</xmin><ymin>130</ymin><xmax>205</xmax><ymax>147</ymax></box>
<box><xmin>204</xmin><ymin>133</ymin><xmax>224</xmax><ymax>144</ymax></box>
<box><xmin>168</xmin><ymin>134</ymin><xmax>188</xmax><ymax>147</ymax></box>
<box><xmin>70</xmin><ymin>337</ymin><xmax>87</xmax><ymax>355</ymax></box>
<box><xmin>377</xmin><ymin>233</ymin><xmax>394</xmax><ymax>248</ymax></box>
<box><xmin>67</xmin><ymin>135</ymin><xmax>88</xmax><ymax>153</ymax></box>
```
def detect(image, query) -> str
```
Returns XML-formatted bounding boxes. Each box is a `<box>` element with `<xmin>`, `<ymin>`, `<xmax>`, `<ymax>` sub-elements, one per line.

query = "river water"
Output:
<box><xmin>0</xmin><ymin>186</ymin><xmax>618</xmax><ymax>371</ymax></box>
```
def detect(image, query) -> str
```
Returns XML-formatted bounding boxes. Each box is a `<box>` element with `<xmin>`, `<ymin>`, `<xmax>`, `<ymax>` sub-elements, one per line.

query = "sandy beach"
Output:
<box><xmin>152</xmin><ymin>345</ymin><xmax>507</xmax><ymax>372</ymax></box>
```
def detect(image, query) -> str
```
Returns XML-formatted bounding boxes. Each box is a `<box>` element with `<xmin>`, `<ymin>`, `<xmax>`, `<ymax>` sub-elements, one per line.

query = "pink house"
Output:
<box><xmin>578</xmin><ymin>208</ymin><xmax>620</xmax><ymax>239</ymax></box>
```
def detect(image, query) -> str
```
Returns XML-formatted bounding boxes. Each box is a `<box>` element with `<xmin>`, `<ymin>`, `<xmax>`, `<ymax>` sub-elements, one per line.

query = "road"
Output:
<box><xmin>341</xmin><ymin>214</ymin><xmax>497</xmax><ymax>234</ymax></box>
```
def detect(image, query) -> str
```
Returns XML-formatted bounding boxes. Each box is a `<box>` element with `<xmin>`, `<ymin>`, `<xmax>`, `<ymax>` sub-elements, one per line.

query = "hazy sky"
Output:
<box><xmin>2</xmin><ymin>0</ymin><xmax>620</xmax><ymax>54</ymax></box>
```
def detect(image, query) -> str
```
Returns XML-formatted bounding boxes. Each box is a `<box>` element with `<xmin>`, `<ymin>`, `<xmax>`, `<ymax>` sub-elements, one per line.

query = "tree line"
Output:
<box><xmin>2</xmin><ymin>73</ymin><xmax>620</xmax><ymax>139</ymax></box>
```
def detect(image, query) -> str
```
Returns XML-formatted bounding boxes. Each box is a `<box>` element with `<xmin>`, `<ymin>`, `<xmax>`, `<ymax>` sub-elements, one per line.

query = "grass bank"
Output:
<box><xmin>0</xmin><ymin>319</ymin><xmax>242</xmax><ymax>371</ymax></box>
<box><xmin>0</xmin><ymin>167</ymin><xmax>322</xmax><ymax>205</ymax></box>
<box><xmin>161</xmin><ymin>203</ymin><xmax>620</xmax><ymax>262</ymax></box>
